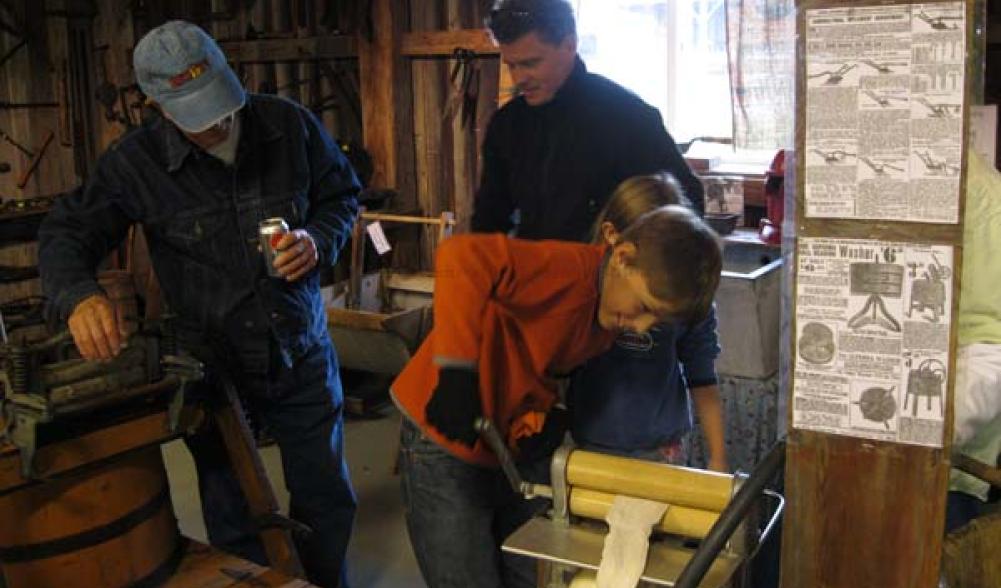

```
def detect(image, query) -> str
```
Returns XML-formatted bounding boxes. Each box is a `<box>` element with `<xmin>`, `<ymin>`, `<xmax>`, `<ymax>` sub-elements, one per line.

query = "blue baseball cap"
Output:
<box><xmin>133</xmin><ymin>21</ymin><xmax>246</xmax><ymax>133</ymax></box>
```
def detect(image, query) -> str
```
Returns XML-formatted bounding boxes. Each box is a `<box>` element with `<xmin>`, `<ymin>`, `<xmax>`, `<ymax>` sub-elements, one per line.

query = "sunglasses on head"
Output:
<box><xmin>490</xmin><ymin>7</ymin><xmax>534</xmax><ymax>21</ymax></box>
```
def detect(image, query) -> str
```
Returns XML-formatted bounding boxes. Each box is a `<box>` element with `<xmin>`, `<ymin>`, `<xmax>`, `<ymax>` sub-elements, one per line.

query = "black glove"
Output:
<box><xmin>425</xmin><ymin>367</ymin><xmax>481</xmax><ymax>447</ymax></box>
<box><xmin>516</xmin><ymin>407</ymin><xmax>570</xmax><ymax>463</ymax></box>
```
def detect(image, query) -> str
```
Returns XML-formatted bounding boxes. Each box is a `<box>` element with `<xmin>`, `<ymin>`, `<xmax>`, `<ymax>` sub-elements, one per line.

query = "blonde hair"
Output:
<box><xmin>590</xmin><ymin>173</ymin><xmax>691</xmax><ymax>244</ymax></box>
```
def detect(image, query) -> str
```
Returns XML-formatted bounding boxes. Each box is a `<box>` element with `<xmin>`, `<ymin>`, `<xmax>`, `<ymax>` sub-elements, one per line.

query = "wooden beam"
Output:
<box><xmin>358</xmin><ymin>0</ymin><xmax>415</xmax><ymax>197</ymax></box>
<box><xmin>213</xmin><ymin>380</ymin><xmax>304</xmax><ymax>578</ymax></box>
<box><xmin>401</xmin><ymin>29</ymin><xmax>499</xmax><ymax>57</ymax></box>
<box><xmin>219</xmin><ymin>35</ymin><xmax>356</xmax><ymax>63</ymax></box>
<box><xmin>782</xmin><ymin>433</ymin><xmax>950</xmax><ymax>587</ymax></box>
<box><xmin>780</xmin><ymin>1</ymin><xmax>974</xmax><ymax>586</ymax></box>
<box><xmin>410</xmin><ymin>3</ymin><xmax>450</xmax><ymax>268</ymax></box>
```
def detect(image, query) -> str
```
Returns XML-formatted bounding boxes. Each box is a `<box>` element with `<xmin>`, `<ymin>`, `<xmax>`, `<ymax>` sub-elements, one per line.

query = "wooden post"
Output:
<box><xmin>358</xmin><ymin>0</ymin><xmax>415</xmax><ymax>200</ymax></box>
<box><xmin>447</xmin><ymin>1</ymin><xmax>479</xmax><ymax>234</ymax></box>
<box><xmin>410</xmin><ymin>2</ymin><xmax>450</xmax><ymax>268</ymax></box>
<box><xmin>781</xmin><ymin>1</ymin><xmax>974</xmax><ymax>586</ymax></box>
<box><xmin>212</xmin><ymin>382</ymin><xmax>305</xmax><ymax>579</ymax></box>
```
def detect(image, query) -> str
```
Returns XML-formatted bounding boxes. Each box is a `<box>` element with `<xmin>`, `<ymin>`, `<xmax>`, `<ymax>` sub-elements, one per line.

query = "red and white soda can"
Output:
<box><xmin>258</xmin><ymin>217</ymin><xmax>289</xmax><ymax>277</ymax></box>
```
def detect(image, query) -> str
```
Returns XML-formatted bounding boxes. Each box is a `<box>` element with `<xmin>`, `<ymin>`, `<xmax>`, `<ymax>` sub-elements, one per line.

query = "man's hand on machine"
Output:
<box><xmin>68</xmin><ymin>294</ymin><xmax>125</xmax><ymax>360</ymax></box>
<box><xmin>425</xmin><ymin>367</ymin><xmax>481</xmax><ymax>447</ymax></box>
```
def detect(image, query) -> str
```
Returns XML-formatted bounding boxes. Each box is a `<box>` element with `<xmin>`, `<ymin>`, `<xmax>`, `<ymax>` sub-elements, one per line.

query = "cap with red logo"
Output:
<box><xmin>133</xmin><ymin>21</ymin><xmax>246</xmax><ymax>133</ymax></box>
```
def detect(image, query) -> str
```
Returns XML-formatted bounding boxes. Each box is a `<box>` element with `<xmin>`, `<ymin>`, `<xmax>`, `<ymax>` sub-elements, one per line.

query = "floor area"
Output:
<box><xmin>162</xmin><ymin>404</ymin><xmax>424</xmax><ymax>588</ymax></box>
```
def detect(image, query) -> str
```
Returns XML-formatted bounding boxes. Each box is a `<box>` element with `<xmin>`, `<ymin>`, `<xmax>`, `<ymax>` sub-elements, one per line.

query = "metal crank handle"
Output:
<box><xmin>474</xmin><ymin>417</ymin><xmax>552</xmax><ymax>500</ymax></box>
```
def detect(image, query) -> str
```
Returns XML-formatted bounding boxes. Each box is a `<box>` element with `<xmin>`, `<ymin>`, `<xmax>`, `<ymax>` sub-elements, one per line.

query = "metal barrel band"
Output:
<box><xmin>0</xmin><ymin>485</ymin><xmax>170</xmax><ymax>563</ymax></box>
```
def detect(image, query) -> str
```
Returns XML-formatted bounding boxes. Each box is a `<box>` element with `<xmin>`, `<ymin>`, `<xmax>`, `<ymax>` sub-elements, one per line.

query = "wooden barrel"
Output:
<box><xmin>0</xmin><ymin>447</ymin><xmax>182</xmax><ymax>588</ymax></box>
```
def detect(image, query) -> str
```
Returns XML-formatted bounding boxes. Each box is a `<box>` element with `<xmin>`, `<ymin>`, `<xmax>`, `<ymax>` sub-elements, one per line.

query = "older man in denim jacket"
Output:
<box><xmin>38</xmin><ymin>21</ymin><xmax>359</xmax><ymax>588</ymax></box>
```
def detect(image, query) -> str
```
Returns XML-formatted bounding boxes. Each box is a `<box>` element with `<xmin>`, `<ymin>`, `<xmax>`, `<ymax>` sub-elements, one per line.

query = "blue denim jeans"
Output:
<box><xmin>185</xmin><ymin>337</ymin><xmax>356</xmax><ymax>588</ymax></box>
<box><xmin>399</xmin><ymin>420</ymin><xmax>548</xmax><ymax>588</ymax></box>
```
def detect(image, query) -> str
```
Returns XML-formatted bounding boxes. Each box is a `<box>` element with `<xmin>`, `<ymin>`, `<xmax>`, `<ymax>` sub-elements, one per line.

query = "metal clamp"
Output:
<box><xmin>550</xmin><ymin>444</ymin><xmax>573</xmax><ymax>526</ymax></box>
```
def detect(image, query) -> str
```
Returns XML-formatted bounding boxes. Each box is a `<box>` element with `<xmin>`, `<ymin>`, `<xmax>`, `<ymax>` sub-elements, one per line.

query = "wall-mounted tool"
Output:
<box><xmin>0</xmin><ymin>127</ymin><xmax>54</xmax><ymax>188</ymax></box>
<box><xmin>94</xmin><ymin>81</ymin><xmax>141</xmax><ymax>130</ymax></box>
<box><xmin>443</xmin><ymin>48</ymin><xmax>481</xmax><ymax>129</ymax></box>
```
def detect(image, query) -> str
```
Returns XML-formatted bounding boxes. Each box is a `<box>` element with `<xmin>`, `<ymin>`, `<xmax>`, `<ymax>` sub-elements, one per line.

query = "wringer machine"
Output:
<box><xmin>476</xmin><ymin>420</ymin><xmax>785</xmax><ymax>588</ymax></box>
<box><xmin>0</xmin><ymin>273</ymin><xmax>308</xmax><ymax>587</ymax></box>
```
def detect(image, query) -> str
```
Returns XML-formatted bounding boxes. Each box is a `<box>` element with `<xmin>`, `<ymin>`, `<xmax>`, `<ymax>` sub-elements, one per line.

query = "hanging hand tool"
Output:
<box><xmin>0</xmin><ymin>127</ymin><xmax>55</xmax><ymax>188</ymax></box>
<box><xmin>443</xmin><ymin>48</ymin><xmax>481</xmax><ymax>129</ymax></box>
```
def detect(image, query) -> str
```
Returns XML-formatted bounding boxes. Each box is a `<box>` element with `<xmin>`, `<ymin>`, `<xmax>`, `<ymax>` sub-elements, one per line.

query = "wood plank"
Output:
<box><xmin>780</xmin><ymin>1</ymin><xmax>972</xmax><ymax>586</ymax></box>
<box><xmin>90</xmin><ymin>0</ymin><xmax>138</xmax><ymax>154</ymax></box>
<box><xmin>326</xmin><ymin>307</ymin><xmax>389</xmax><ymax>331</ymax></box>
<box><xmin>361</xmin><ymin>211</ymin><xmax>456</xmax><ymax>227</ymax></box>
<box><xmin>218</xmin><ymin>35</ymin><xmax>356</xmax><ymax>63</ymax></box>
<box><xmin>212</xmin><ymin>383</ymin><xmax>304</xmax><ymax>578</ymax></box>
<box><xmin>410</xmin><ymin>3</ymin><xmax>450</xmax><ymax>269</ymax></box>
<box><xmin>782</xmin><ymin>433</ymin><xmax>950</xmax><ymax>587</ymax></box>
<box><xmin>358</xmin><ymin>0</ymin><xmax>415</xmax><ymax>196</ymax></box>
<box><xmin>401</xmin><ymin>29</ymin><xmax>499</xmax><ymax>56</ymax></box>
<box><xmin>163</xmin><ymin>540</ymin><xmax>314</xmax><ymax>588</ymax></box>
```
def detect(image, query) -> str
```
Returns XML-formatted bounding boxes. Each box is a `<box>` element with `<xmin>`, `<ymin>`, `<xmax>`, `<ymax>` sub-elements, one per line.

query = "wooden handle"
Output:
<box><xmin>359</xmin><ymin>211</ymin><xmax>456</xmax><ymax>227</ymax></box>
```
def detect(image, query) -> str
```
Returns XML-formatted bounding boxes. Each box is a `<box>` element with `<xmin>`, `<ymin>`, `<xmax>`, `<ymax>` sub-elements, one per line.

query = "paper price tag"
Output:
<box><xmin>366</xmin><ymin>221</ymin><xmax>392</xmax><ymax>255</ymax></box>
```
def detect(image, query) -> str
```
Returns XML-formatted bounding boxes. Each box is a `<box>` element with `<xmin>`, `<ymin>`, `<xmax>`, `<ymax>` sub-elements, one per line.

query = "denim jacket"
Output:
<box><xmin>39</xmin><ymin>94</ymin><xmax>359</xmax><ymax>364</ymax></box>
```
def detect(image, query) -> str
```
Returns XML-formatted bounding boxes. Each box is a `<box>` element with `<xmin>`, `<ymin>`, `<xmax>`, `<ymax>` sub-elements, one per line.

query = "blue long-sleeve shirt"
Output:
<box><xmin>39</xmin><ymin>94</ymin><xmax>359</xmax><ymax>364</ymax></box>
<box><xmin>569</xmin><ymin>306</ymin><xmax>720</xmax><ymax>453</ymax></box>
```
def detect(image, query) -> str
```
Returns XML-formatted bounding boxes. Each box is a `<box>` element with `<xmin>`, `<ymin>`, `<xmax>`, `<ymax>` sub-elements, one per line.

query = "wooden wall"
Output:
<box><xmin>0</xmin><ymin>0</ymin><xmax>493</xmax><ymax>330</ymax></box>
<box><xmin>408</xmin><ymin>0</ymin><xmax>497</xmax><ymax>264</ymax></box>
<box><xmin>0</xmin><ymin>0</ymin><xmax>91</xmax><ymax>324</ymax></box>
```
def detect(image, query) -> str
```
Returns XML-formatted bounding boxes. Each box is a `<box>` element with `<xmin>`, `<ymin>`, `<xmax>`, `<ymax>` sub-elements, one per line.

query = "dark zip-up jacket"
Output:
<box><xmin>472</xmin><ymin>58</ymin><xmax>704</xmax><ymax>242</ymax></box>
<box><xmin>39</xmin><ymin>94</ymin><xmax>359</xmax><ymax>364</ymax></box>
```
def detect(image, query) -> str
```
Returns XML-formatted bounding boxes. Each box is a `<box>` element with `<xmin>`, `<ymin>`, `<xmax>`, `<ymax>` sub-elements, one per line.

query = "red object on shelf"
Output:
<box><xmin>758</xmin><ymin>149</ymin><xmax>785</xmax><ymax>246</ymax></box>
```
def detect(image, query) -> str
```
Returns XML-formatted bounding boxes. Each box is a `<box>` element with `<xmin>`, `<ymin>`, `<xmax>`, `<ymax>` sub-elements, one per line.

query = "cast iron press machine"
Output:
<box><xmin>0</xmin><ymin>318</ymin><xmax>203</xmax><ymax>478</ymax></box>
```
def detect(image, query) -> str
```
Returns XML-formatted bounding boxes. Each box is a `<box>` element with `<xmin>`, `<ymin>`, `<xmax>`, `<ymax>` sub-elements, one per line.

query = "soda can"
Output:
<box><xmin>259</xmin><ymin>217</ymin><xmax>289</xmax><ymax>277</ymax></box>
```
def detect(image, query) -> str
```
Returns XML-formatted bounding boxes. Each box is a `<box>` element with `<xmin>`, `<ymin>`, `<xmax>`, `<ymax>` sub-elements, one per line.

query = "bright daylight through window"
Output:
<box><xmin>574</xmin><ymin>0</ymin><xmax>732</xmax><ymax>146</ymax></box>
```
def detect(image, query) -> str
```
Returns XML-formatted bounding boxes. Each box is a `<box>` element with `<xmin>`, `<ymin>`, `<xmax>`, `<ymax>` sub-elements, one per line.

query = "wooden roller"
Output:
<box><xmin>570</xmin><ymin>488</ymin><xmax>720</xmax><ymax>539</ymax></box>
<box><xmin>566</xmin><ymin>451</ymin><xmax>734</xmax><ymax>512</ymax></box>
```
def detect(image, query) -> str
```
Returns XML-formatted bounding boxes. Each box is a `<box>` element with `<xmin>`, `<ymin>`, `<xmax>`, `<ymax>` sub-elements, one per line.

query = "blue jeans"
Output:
<box><xmin>185</xmin><ymin>338</ymin><xmax>356</xmax><ymax>588</ymax></box>
<box><xmin>399</xmin><ymin>420</ymin><xmax>547</xmax><ymax>588</ymax></box>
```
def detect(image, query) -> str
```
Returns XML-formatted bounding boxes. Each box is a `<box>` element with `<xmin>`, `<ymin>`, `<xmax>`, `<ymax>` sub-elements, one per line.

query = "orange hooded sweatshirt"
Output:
<box><xmin>391</xmin><ymin>233</ymin><xmax>617</xmax><ymax>466</ymax></box>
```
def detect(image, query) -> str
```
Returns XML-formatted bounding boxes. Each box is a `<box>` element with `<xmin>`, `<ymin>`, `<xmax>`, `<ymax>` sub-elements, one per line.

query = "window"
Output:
<box><xmin>574</xmin><ymin>0</ymin><xmax>732</xmax><ymax>145</ymax></box>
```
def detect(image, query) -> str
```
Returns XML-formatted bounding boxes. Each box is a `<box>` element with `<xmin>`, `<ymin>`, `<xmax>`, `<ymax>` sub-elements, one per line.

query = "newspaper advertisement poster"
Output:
<box><xmin>794</xmin><ymin>238</ymin><xmax>953</xmax><ymax>447</ymax></box>
<box><xmin>804</xmin><ymin>2</ymin><xmax>966</xmax><ymax>223</ymax></box>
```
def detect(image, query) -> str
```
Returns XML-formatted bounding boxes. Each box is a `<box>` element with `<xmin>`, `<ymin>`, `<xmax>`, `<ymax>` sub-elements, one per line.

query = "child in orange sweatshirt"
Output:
<box><xmin>391</xmin><ymin>190</ymin><xmax>722</xmax><ymax>588</ymax></box>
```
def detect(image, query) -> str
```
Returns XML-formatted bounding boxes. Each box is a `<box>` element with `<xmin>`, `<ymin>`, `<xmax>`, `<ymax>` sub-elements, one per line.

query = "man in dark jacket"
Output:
<box><xmin>473</xmin><ymin>0</ymin><xmax>705</xmax><ymax>242</ymax></box>
<box><xmin>38</xmin><ymin>21</ymin><xmax>358</xmax><ymax>588</ymax></box>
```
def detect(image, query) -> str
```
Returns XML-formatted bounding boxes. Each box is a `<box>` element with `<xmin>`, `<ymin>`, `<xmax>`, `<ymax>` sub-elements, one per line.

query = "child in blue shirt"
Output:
<box><xmin>569</xmin><ymin>173</ymin><xmax>728</xmax><ymax>471</ymax></box>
